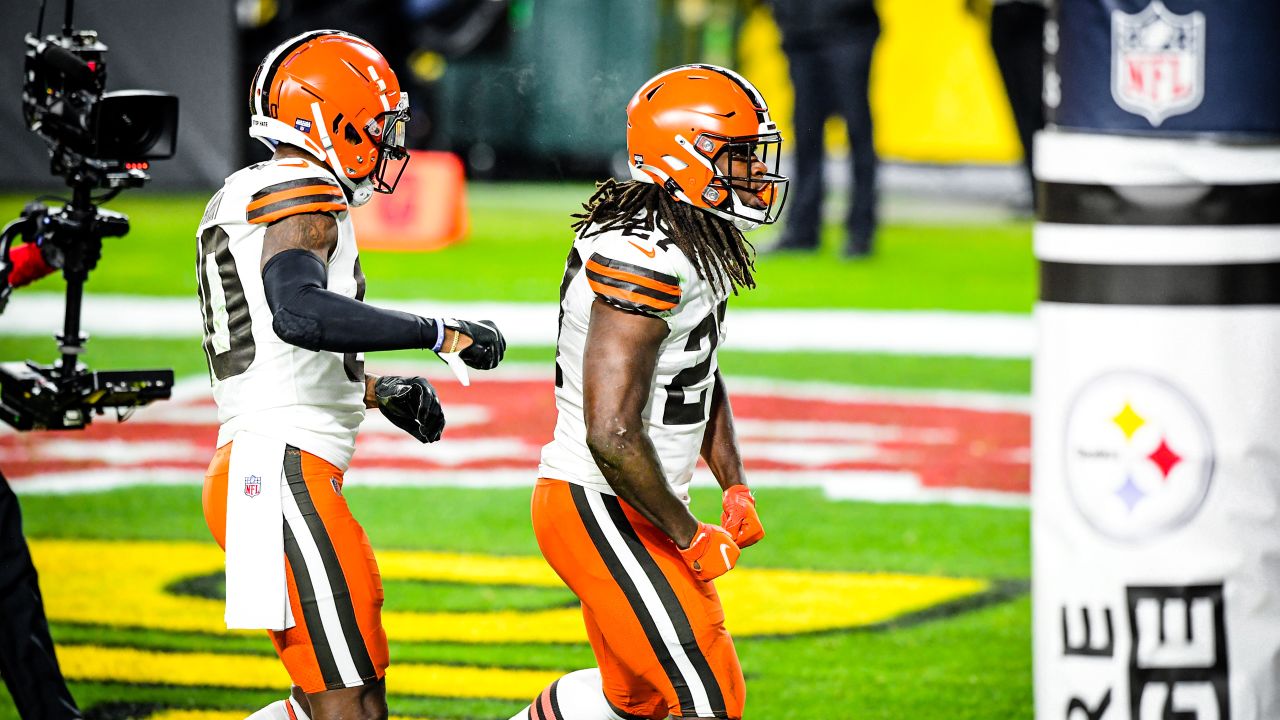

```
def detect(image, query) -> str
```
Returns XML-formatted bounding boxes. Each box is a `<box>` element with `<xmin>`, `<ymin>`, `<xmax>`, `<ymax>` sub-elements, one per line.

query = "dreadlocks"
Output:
<box><xmin>571</xmin><ymin>178</ymin><xmax>757</xmax><ymax>295</ymax></box>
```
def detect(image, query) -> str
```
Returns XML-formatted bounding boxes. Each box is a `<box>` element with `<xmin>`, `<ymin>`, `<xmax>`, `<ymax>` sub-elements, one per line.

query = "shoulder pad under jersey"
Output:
<box><xmin>234</xmin><ymin>159</ymin><xmax>347</xmax><ymax>225</ymax></box>
<box><xmin>585</xmin><ymin>228</ymin><xmax>685</xmax><ymax>319</ymax></box>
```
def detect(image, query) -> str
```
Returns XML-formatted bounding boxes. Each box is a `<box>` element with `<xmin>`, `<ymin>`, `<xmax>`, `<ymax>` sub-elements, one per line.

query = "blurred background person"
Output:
<box><xmin>766</xmin><ymin>0</ymin><xmax>880</xmax><ymax>258</ymax></box>
<box><xmin>982</xmin><ymin>0</ymin><xmax>1048</xmax><ymax>213</ymax></box>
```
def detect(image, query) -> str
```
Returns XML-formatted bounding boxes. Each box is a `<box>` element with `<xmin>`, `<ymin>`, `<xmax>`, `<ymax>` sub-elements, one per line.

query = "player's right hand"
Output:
<box><xmin>447</xmin><ymin>319</ymin><xmax>506</xmax><ymax>370</ymax></box>
<box><xmin>374</xmin><ymin>375</ymin><xmax>445</xmax><ymax>443</ymax></box>
<box><xmin>678</xmin><ymin>523</ymin><xmax>741</xmax><ymax>582</ymax></box>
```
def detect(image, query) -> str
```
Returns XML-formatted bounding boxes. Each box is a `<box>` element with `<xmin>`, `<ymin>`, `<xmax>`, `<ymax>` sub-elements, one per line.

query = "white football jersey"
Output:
<box><xmin>538</xmin><ymin>214</ymin><xmax>730</xmax><ymax>503</ymax></box>
<box><xmin>196</xmin><ymin>158</ymin><xmax>366</xmax><ymax>469</ymax></box>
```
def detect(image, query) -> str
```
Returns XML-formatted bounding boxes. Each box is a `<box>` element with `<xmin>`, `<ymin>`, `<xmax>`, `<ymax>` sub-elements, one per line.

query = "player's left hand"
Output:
<box><xmin>720</xmin><ymin>485</ymin><xmax>764</xmax><ymax>548</ymax></box>
<box><xmin>445</xmin><ymin>319</ymin><xmax>506</xmax><ymax>370</ymax></box>
<box><xmin>374</xmin><ymin>375</ymin><xmax>445</xmax><ymax>443</ymax></box>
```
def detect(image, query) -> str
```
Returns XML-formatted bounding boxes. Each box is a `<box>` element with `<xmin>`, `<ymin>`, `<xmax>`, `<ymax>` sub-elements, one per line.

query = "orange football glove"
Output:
<box><xmin>720</xmin><ymin>485</ymin><xmax>765</xmax><ymax>548</ymax></box>
<box><xmin>678</xmin><ymin>523</ymin><xmax>741</xmax><ymax>582</ymax></box>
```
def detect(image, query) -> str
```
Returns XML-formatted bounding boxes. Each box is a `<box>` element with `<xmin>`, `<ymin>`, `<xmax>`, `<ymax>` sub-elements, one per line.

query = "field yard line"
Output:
<box><xmin>0</xmin><ymin>292</ymin><xmax>1035</xmax><ymax>357</ymax></box>
<box><xmin>9</xmin><ymin>467</ymin><xmax>1027</xmax><ymax>508</ymax></box>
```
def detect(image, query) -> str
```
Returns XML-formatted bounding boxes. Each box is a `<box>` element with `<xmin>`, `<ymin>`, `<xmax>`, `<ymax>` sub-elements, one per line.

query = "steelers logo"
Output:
<box><xmin>1064</xmin><ymin>371</ymin><xmax>1214</xmax><ymax>542</ymax></box>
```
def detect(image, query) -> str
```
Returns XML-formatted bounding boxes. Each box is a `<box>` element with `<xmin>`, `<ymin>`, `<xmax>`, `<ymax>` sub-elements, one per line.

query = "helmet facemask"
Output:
<box><xmin>364</xmin><ymin>94</ymin><xmax>411</xmax><ymax>195</ymax></box>
<box><xmin>685</xmin><ymin>132</ymin><xmax>789</xmax><ymax>232</ymax></box>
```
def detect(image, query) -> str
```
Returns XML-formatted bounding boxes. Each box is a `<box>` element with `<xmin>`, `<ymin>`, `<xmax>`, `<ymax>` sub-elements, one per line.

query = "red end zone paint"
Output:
<box><xmin>0</xmin><ymin>377</ymin><xmax>1030</xmax><ymax>500</ymax></box>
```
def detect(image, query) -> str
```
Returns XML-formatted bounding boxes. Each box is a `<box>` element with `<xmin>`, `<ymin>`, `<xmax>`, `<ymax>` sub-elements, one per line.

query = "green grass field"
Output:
<box><xmin>0</xmin><ymin>186</ymin><xmax>1036</xmax><ymax>311</ymax></box>
<box><xmin>1</xmin><ymin>184</ymin><xmax>1035</xmax><ymax>719</ymax></box>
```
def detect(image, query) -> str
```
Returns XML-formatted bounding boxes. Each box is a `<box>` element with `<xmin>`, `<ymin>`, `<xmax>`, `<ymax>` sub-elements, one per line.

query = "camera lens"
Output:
<box><xmin>91</xmin><ymin>91</ymin><xmax>178</xmax><ymax>160</ymax></box>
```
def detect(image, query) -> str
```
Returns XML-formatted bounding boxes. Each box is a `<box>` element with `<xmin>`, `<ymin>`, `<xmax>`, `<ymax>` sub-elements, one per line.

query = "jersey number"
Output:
<box><xmin>197</xmin><ymin>225</ymin><xmax>256</xmax><ymax>380</ymax></box>
<box><xmin>662</xmin><ymin>302</ymin><xmax>725</xmax><ymax>425</ymax></box>
<box><xmin>554</xmin><ymin>247</ymin><xmax>585</xmax><ymax>389</ymax></box>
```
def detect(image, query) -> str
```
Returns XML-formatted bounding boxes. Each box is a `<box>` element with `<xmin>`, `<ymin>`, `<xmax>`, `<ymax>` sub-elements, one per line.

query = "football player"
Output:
<box><xmin>512</xmin><ymin>65</ymin><xmax>786</xmax><ymax>720</ymax></box>
<box><xmin>196</xmin><ymin>31</ymin><xmax>505</xmax><ymax>720</ymax></box>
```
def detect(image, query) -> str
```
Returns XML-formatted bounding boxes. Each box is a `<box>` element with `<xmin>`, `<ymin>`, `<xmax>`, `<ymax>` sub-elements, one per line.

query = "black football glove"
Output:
<box><xmin>445</xmin><ymin>319</ymin><xmax>506</xmax><ymax>370</ymax></box>
<box><xmin>374</xmin><ymin>375</ymin><xmax>445</xmax><ymax>443</ymax></box>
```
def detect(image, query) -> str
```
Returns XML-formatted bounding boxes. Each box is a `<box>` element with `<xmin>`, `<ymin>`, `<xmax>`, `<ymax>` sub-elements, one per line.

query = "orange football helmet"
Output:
<box><xmin>627</xmin><ymin>64</ymin><xmax>788</xmax><ymax>231</ymax></box>
<box><xmin>249</xmin><ymin>30</ymin><xmax>410</xmax><ymax>206</ymax></box>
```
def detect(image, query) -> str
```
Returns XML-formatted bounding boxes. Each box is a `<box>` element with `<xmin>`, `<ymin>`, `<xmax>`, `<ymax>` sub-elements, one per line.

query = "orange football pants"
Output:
<box><xmin>532</xmin><ymin>478</ymin><xmax>745</xmax><ymax>719</ymax></box>
<box><xmin>203</xmin><ymin>443</ymin><xmax>388</xmax><ymax>694</ymax></box>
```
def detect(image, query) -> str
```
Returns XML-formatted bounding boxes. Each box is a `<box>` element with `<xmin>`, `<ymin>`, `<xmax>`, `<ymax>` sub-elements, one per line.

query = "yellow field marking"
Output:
<box><xmin>147</xmin><ymin>713</ymin><xmax>424</xmax><ymax>720</ymax></box>
<box><xmin>33</xmin><ymin>539</ymin><xmax>988</xmax><ymax>644</ymax></box>
<box><xmin>58</xmin><ymin>645</ymin><xmax>556</xmax><ymax>701</ymax></box>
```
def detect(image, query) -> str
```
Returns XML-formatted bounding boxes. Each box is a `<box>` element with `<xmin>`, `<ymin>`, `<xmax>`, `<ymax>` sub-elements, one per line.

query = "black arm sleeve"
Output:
<box><xmin>262</xmin><ymin>249</ymin><xmax>439</xmax><ymax>353</ymax></box>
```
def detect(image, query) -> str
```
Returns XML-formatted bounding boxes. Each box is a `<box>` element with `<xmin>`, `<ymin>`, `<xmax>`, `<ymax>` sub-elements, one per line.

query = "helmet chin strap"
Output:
<box><xmin>310</xmin><ymin>102</ymin><xmax>374</xmax><ymax>207</ymax></box>
<box><xmin>730</xmin><ymin>213</ymin><xmax>763</xmax><ymax>233</ymax></box>
<box><xmin>722</xmin><ymin>183</ymin><xmax>768</xmax><ymax>232</ymax></box>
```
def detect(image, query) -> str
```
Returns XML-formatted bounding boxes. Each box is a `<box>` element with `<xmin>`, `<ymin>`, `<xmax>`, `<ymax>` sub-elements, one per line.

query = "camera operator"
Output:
<box><xmin>0</xmin><ymin>202</ymin><xmax>102</xmax><ymax>314</ymax></box>
<box><xmin>0</xmin><ymin>238</ymin><xmax>56</xmax><ymax>296</ymax></box>
<box><xmin>0</xmin><ymin>238</ymin><xmax>80</xmax><ymax>719</ymax></box>
<box><xmin>0</xmin><ymin>475</ymin><xmax>82</xmax><ymax>720</ymax></box>
<box><xmin>1</xmin><ymin>2</ymin><xmax>179</xmax><ymax>715</ymax></box>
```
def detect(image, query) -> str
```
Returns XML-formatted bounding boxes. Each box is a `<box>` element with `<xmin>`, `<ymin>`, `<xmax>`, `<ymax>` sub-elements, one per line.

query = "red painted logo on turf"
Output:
<box><xmin>0</xmin><ymin>376</ymin><xmax>1031</xmax><ymax>502</ymax></box>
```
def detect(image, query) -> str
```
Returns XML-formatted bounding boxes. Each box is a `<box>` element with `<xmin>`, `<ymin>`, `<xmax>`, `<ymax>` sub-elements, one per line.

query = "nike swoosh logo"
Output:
<box><xmin>628</xmin><ymin>241</ymin><xmax>656</xmax><ymax>258</ymax></box>
<box><xmin>720</xmin><ymin>545</ymin><xmax>734</xmax><ymax>570</ymax></box>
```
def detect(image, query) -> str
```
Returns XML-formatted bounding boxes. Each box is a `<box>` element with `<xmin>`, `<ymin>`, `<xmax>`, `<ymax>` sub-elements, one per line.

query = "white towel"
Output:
<box><xmin>224</xmin><ymin>431</ymin><xmax>296</xmax><ymax>631</ymax></box>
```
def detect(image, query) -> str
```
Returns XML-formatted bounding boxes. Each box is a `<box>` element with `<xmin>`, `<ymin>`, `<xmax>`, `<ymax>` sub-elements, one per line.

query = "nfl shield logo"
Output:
<box><xmin>1111</xmin><ymin>0</ymin><xmax>1206</xmax><ymax>126</ymax></box>
<box><xmin>243</xmin><ymin>474</ymin><xmax>262</xmax><ymax>498</ymax></box>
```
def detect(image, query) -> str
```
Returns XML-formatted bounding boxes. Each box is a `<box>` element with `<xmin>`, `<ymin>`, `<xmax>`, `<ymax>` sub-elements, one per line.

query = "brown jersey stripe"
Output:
<box><xmin>247</xmin><ymin>183</ymin><xmax>343</xmax><ymax>212</ymax></box>
<box><xmin>588</xmin><ymin>253</ymin><xmax>680</xmax><ymax>286</ymax></box>
<box><xmin>248</xmin><ymin>198</ymin><xmax>347</xmax><ymax>224</ymax></box>
<box><xmin>586</xmin><ymin>267</ymin><xmax>681</xmax><ymax>306</ymax></box>
<box><xmin>589</xmin><ymin>278</ymin><xmax>678</xmax><ymax>312</ymax></box>
<box><xmin>252</xmin><ymin>176</ymin><xmax>341</xmax><ymax>203</ymax></box>
<box><xmin>585</xmin><ymin>259</ymin><xmax>681</xmax><ymax>296</ymax></box>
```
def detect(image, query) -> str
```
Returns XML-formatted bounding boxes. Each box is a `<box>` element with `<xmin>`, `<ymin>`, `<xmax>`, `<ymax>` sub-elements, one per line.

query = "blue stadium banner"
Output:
<box><xmin>1047</xmin><ymin>0</ymin><xmax>1280</xmax><ymax>135</ymax></box>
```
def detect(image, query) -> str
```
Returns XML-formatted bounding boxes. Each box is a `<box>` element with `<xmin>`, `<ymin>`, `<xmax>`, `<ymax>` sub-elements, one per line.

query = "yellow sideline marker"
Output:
<box><xmin>57</xmin><ymin>645</ymin><xmax>556</xmax><ymax>701</ymax></box>
<box><xmin>32</xmin><ymin>539</ymin><xmax>990</xmax><ymax>644</ymax></box>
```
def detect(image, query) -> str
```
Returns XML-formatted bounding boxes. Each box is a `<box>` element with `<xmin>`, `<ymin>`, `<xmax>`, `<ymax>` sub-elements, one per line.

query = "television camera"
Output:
<box><xmin>0</xmin><ymin>0</ymin><xmax>179</xmax><ymax>430</ymax></box>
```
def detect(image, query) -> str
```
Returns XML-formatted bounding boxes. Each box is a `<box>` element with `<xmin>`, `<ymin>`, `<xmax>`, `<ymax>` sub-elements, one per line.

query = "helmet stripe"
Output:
<box><xmin>253</xmin><ymin>29</ymin><xmax>337</xmax><ymax>117</ymax></box>
<box><xmin>688</xmin><ymin>63</ymin><xmax>769</xmax><ymax>123</ymax></box>
<box><xmin>366</xmin><ymin>65</ymin><xmax>391</xmax><ymax>112</ymax></box>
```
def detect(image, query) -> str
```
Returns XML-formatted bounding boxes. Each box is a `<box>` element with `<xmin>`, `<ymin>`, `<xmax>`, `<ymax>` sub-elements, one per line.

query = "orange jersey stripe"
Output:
<box><xmin>247</xmin><ymin>184</ymin><xmax>343</xmax><ymax>212</ymax></box>
<box><xmin>585</xmin><ymin>259</ymin><xmax>682</xmax><ymax>297</ymax></box>
<box><xmin>248</xmin><ymin>201</ymin><xmax>347</xmax><ymax>225</ymax></box>
<box><xmin>588</xmin><ymin>278</ymin><xmax>678</xmax><ymax>312</ymax></box>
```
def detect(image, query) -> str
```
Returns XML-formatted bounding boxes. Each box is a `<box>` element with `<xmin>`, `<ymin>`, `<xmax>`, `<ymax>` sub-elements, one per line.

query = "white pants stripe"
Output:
<box><xmin>583</xmin><ymin>490</ymin><xmax>715</xmax><ymax>718</ymax></box>
<box><xmin>281</xmin><ymin>487</ymin><xmax>363</xmax><ymax>687</ymax></box>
